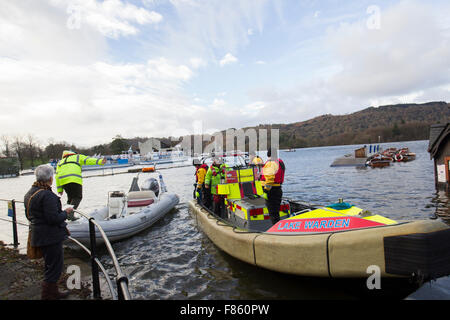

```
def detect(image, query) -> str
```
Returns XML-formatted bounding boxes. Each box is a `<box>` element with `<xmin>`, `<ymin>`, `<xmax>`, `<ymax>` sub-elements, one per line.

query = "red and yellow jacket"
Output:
<box><xmin>261</xmin><ymin>158</ymin><xmax>285</xmax><ymax>189</ymax></box>
<box><xmin>196</xmin><ymin>164</ymin><xmax>209</xmax><ymax>189</ymax></box>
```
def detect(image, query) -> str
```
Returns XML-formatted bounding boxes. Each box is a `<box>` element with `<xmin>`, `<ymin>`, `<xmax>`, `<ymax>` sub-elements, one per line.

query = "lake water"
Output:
<box><xmin>1</xmin><ymin>140</ymin><xmax>449</xmax><ymax>300</ymax></box>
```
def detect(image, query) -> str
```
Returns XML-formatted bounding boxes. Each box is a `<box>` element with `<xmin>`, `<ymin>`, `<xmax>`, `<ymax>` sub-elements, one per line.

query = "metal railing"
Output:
<box><xmin>0</xmin><ymin>198</ymin><xmax>131</xmax><ymax>300</ymax></box>
<box><xmin>75</xmin><ymin>209</ymin><xmax>131</xmax><ymax>300</ymax></box>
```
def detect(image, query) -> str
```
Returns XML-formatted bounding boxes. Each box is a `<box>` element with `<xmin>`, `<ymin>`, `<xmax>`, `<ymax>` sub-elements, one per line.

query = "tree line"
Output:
<box><xmin>0</xmin><ymin>134</ymin><xmax>140</xmax><ymax>170</ymax></box>
<box><xmin>2</xmin><ymin>101</ymin><xmax>448</xmax><ymax>170</ymax></box>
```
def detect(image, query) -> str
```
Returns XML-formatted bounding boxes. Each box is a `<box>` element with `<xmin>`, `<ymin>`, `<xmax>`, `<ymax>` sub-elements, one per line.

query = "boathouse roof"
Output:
<box><xmin>428</xmin><ymin>123</ymin><xmax>450</xmax><ymax>159</ymax></box>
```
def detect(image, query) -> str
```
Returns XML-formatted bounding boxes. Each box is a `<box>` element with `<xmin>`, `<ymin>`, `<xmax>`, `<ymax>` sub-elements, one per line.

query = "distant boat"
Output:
<box><xmin>366</xmin><ymin>158</ymin><xmax>391</xmax><ymax>168</ymax></box>
<box><xmin>138</xmin><ymin>150</ymin><xmax>189</xmax><ymax>166</ymax></box>
<box><xmin>82</xmin><ymin>163</ymin><xmax>133</xmax><ymax>171</ymax></box>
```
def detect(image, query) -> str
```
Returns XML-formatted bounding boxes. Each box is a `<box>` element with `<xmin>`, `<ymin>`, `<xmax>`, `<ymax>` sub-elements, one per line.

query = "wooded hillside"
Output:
<box><xmin>2</xmin><ymin>101</ymin><xmax>448</xmax><ymax>169</ymax></box>
<box><xmin>252</xmin><ymin>101</ymin><xmax>449</xmax><ymax>149</ymax></box>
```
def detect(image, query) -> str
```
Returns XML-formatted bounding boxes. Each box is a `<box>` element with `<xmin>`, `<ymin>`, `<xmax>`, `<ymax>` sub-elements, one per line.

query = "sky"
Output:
<box><xmin>1</xmin><ymin>0</ymin><xmax>449</xmax><ymax>148</ymax></box>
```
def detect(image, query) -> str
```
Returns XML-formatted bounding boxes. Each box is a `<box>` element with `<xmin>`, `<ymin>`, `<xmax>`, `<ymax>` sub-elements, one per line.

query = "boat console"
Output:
<box><xmin>214</xmin><ymin>166</ymin><xmax>291</xmax><ymax>232</ymax></box>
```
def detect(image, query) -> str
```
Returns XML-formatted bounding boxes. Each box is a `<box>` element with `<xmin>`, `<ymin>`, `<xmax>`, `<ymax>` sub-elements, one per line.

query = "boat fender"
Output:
<box><xmin>159</xmin><ymin>174</ymin><xmax>167</xmax><ymax>193</ymax></box>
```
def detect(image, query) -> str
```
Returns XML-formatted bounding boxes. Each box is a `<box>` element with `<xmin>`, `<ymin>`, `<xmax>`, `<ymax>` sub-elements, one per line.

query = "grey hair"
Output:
<box><xmin>35</xmin><ymin>164</ymin><xmax>54</xmax><ymax>182</ymax></box>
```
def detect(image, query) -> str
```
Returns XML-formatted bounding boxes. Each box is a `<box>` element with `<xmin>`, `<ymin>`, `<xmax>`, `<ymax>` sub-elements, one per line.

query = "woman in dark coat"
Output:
<box><xmin>24</xmin><ymin>164</ymin><xmax>74</xmax><ymax>300</ymax></box>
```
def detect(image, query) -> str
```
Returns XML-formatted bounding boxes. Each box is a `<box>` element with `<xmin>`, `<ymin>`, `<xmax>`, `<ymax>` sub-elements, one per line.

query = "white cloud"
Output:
<box><xmin>49</xmin><ymin>0</ymin><xmax>163</xmax><ymax>38</ymax></box>
<box><xmin>146</xmin><ymin>58</ymin><xmax>193</xmax><ymax>81</ymax></box>
<box><xmin>0</xmin><ymin>1</ymin><xmax>106</xmax><ymax>64</ymax></box>
<box><xmin>159</xmin><ymin>0</ymin><xmax>278</xmax><ymax>63</ymax></box>
<box><xmin>219</xmin><ymin>53</ymin><xmax>238</xmax><ymax>67</ymax></box>
<box><xmin>0</xmin><ymin>56</ymin><xmax>194</xmax><ymax>146</ymax></box>
<box><xmin>325</xmin><ymin>1</ymin><xmax>450</xmax><ymax>98</ymax></box>
<box><xmin>240</xmin><ymin>101</ymin><xmax>266</xmax><ymax>117</ymax></box>
<box><xmin>189</xmin><ymin>57</ymin><xmax>207</xmax><ymax>69</ymax></box>
<box><xmin>210</xmin><ymin>98</ymin><xmax>226</xmax><ymax>109</ymax></box>
<box><xmin>243</xmin><ymin>1</ymin><xmax>450</xmax><ymax>127</ymax></box>
<box><xmin>0</xmin><ymin>1</ymin><xmax>193</xmax><ymax>146</ymax></box>
<box><xmin>1</xmin><ymin>0</ymin><xmax>448</xmax><ymax>149</ymax></box>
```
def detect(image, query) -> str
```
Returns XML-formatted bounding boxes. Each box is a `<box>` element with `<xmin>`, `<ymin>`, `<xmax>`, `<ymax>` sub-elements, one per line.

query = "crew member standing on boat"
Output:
<box><xmin>250</xmin><ymin>152</ymin><xmax>264</xmax><ymax>180</ymax></box>
<box><xmin>55</xmin><ymin>150</ymin><xmax>106</xmax><ymax>210</ymax></box>
<box><xmin>205</xmin><ymin>157</ymin><xmax>227</xmax><ymax>218</ymax></box>
<box><xmin>193</xmin><ymin>159</ymin><xmax>209</xmax><ymax>205</ymax></box>
<box><xmin>261</xmin><ymin>148</ymin><xmax>285</xmax><ymax>225</ymax></box>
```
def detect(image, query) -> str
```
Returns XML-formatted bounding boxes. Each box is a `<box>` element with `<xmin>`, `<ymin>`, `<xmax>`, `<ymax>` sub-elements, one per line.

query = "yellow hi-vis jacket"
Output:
<box><xmin>55</xmin><ymin>154</ymin><xmax>104</xmax><ymax>192</ymax></box>
<box><xmin>196</xmin><ymin>167</ymin><xmax>207</xmax><ymax>189</ymax></box>
<box><xmin>205</xmin><ymin>164</ymin><xmax>227</xmax><ymax>195</ymax></box>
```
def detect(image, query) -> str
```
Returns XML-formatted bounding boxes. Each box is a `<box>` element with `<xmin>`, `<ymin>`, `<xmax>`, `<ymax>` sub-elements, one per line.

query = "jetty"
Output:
<box><xmin>330</xmin><ymin>147</ymin><xmax>369</xmax><ymax>167</ymax></box>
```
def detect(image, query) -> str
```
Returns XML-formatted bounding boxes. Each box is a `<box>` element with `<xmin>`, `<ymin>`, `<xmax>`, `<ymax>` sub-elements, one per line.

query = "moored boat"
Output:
<box><xmin>67</xmin><ymin>174</ymin><xmax>179</xmax><ymax>245</ymax></box>
<box><xmin>368</xmin><ymin>159</ymin><xmax>390</xmax><ymax>168</ymax></box>
<box><xmin>366</xmin><ymin>154</ymin><xmax>392</xmax><ymax>168</ymax></box>
<box><xmin>189</xmin><ymin>157</ymin><xmax>450</xmax><ymax>279</ymax></box>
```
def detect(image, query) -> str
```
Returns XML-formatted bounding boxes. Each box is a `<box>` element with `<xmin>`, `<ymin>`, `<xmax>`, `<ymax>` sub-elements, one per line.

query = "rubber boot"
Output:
<box><xmin>41</xmin><ymin>282</ymin><xmax>52</xmax><ymax>300</ymax></box>
<box><xmin>50</xmin><ymin>282</ymin><xmax>70</xmax><ymax>300</ymax></box>
<box><xmin>42</xmin><ymin>282</ymin><xmax>69</xmax><ymax>300</ymax></box>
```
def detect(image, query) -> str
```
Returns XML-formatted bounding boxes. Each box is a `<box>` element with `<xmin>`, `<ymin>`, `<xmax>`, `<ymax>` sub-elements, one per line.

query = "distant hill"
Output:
<box><xmin>244</xmin><ymin>101</ymin><xmax>450</xmax><ymax>149</ymax></box>
<box><xmin>85</xmin><ymin>101</ymin><xmax>450</xmax><ymax>154</ymax></box>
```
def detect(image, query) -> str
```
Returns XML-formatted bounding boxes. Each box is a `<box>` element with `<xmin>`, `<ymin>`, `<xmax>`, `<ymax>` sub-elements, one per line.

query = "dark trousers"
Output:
<box><xmin>62</xmin><ymin>183</ymin><xmax>82</xmax><ymax>209</ymax></box>
<box><xmin>194</xmin><ymin>183</ymin><xmax>205</xmax><ymax>204</ymax></box>
<box><xmin>40</xmin><ymin>242</ymin><xmax>64</xmax><ymax>283</ymax></box>
<box><xmin>265</xmin><ymin>186</ymin><xmax>283</xmax><ymax>225</ymax></box>
<box><xmin>213</xmin><ymin>195</ymin><xmax>226</xmax><ymax>219</ymax></box>
<box><xmin>203</xmin><ymin>188</ymin><xmax>212</xmax><ymax>209</ymax></box>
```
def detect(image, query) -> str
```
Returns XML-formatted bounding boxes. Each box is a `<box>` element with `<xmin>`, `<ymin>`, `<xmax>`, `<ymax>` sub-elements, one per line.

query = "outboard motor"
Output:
<box><xmin>108</xmin><ymin>191</ymin><xmax>126</xmax><ymax>219</ymax></box>
<box><xmin>141</xmin><ymin>178</ymin><xmax>160</xmax><ymax>197</ymax></box>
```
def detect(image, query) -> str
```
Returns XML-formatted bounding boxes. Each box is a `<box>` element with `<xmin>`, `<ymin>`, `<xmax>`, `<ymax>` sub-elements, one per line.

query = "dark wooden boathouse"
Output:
<box><xmin>428</xmin><ymin>123</ymin><xmax>450</xmax><ymax>191</ymax></box>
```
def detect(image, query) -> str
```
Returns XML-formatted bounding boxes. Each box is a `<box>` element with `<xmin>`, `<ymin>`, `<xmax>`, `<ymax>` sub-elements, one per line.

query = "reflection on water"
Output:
<box><xmin>1</xmin><ymin>140</ymin><xmax>449</xmax><ymax>300</ymax></box>
<box><xmin>430</xmin><ymin>190</ymin><xmax>450</xmax><ymax>223</ymax></box>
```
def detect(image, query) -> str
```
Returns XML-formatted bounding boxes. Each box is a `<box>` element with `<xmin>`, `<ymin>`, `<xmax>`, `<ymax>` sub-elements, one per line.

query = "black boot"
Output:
<box><xmin>41</xmin><ymin>281</ymin><xmax>52</xmax><ymax>300</ymax></box>
<box><xmin>42</xmin><ymin>282</ymin><xmax>70</xmax><ymax>300</ymax></box>
<box><xmin>51</xmin><ymin>282</ymin><xmax>70</xmax><ymax>300</ymax></box>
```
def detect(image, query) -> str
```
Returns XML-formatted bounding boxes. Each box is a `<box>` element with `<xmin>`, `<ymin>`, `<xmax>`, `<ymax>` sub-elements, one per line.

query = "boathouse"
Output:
<box><xmin>428</xmin><ymin>123</ymin><xmax>450</xmax><ymax>190</ymax></box>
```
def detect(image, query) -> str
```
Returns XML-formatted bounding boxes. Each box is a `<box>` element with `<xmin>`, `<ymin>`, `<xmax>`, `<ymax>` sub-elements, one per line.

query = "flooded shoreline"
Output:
<box><xmin>1</xmin><ymin>140</ymin><xmax>449</xmax><ymax>299</ymax></box>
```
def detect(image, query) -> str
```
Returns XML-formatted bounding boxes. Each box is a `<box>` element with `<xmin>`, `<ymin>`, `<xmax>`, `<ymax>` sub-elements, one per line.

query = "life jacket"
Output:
<box><xmin>195</xmin><ymin>164</ymin><xmax>209</xmax><ymax>182</ymax></box>
<box><xmin>205</xmin><ymin>164</ymin><xmax>227</xmax><ymax>195</ymax></box>
<box><xmin>210</xmin><ymin>164</ymin><xmax>223</xmax><ymax>177</ymax></box>
<box><xmin>260</xmin><ymin>158</ymin><xmax>285</xmax><ymax>185</ymax></box>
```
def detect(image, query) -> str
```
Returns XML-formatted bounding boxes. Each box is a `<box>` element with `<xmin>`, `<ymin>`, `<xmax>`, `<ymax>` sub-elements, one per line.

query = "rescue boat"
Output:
<box><xmin>67</xmin><ymin>174</ymin><xmax>179</xmax><ymax>245</ymax></box>
<box><xmin>189</xmin><ymin>158</ymin><xmax>450</xmax><ymax>279</ymax></box>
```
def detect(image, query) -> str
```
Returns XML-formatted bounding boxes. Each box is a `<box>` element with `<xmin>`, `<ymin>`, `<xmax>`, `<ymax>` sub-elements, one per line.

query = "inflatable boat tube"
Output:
<box><xmin>189</xmin><ymin>200</ymin><xmax>450</xmax><ymax>279</ymax></box>
<box><xmin>68</xmin><ymin>193</ymin><xmax>179</xmax><ymax>245</ymax></box>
